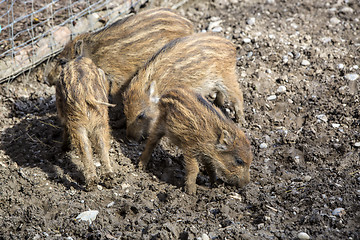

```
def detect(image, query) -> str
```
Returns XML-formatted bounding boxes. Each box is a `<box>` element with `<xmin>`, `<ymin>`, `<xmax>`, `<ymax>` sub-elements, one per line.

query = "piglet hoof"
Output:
<box><xmin>184</xmin><ymin>184</ymin><xmax>196</xmax><ymax>195</ymax></box>
<box><xmin>84</xmin><ymin>178</ymin><xmax>98</xmax><ymax>192</ymax></box>
<box><xmin>101</xmin><ymin>171</ymin><xmax>115</xmax><ymax>188</ymax></box>
<box><xmin>138</xmin><ymin>160</ymin><xmax>147</xmax><ymax>171</ymax></box>
<box><xmin>236</xmin><ymin>115</ymin><xmax>247</xmax><ymax>127</ymax></box>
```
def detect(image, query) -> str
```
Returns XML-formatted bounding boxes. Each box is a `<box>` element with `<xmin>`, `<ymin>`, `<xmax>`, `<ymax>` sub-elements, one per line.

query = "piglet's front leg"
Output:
<box><xmin>183</xmin><ymin>153</ymin><xmax>200</xmax><ymax>195</ymax></box>
<box><xmin>138</xmin><ymin>124</ymin><xmax>165</xmax><ymax>170</ymax></box>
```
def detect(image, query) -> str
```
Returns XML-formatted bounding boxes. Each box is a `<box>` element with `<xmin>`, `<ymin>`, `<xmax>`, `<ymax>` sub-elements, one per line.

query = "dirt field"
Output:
<box><xmin>0</xmin><ymin>0</ymin><xmax>359</xmax><ymax>239</ymax></box>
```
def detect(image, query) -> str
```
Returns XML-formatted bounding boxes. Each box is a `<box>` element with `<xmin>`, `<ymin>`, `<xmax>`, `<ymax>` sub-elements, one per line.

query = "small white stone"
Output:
<box><xmin>304</xmin><ymin>175</ymin><xmax>312</xmax><ymax>181</ymax></box>
<box><xmin>277</xmin><ymin>85</ymin><xmax>286</xmax><ymax>93</ymax></box>
<box><xmin>266</xmin><ymin>69</ymin><xmax>272</xmax><ymax>74</ymax></box>
<box><xmin>332</xmin><ymin>123</ymin><xmax>340</xmax><ymax>128</ymax></box>
<box><xmin>267</xmin><ymin>95</ymin><xmax>277</xmax><ymax>101</ymax></box>
<box><xmin>330</xmin><ymin>17</ymin><xmax>341</xmax><ymax>25</ymax></box>
<box><xmin>288</xmin><ymin>99</ymin><xmax>294</xmax><ymax>104</ymax></box>
<box><xmin>291</xmin><ymin>23</ymin><xmax>298</xmax><ymax>29</ymax></box>
<box><xmin>246</xmin><ymin>17</ymin><xmax>256</xmax><ymax>25</ymax></box>
<box><xmin>229</xmin><ymin>192</ymin><xmax>242</xmax><ymax>201</ymax></box>
<box><xmin>337</xmin><ymin>63</ymin><xmax>344</xmax><ymax>69</ymax></box>
<box><xmin>268</xmin><ymin>34</ymin><xmax>275</xmax><ymax>39</ymax></box>
<box><xmin>321</xmin><ymin>37</ymin><xmax>332</xmax><ymax>44</ymax></box>
<box><xmin>201</xmin><ymin>233</ymin><xmax>210</xmax><ymax>240</ymax></box>
<box><xmin>121</xmin><ymin>183</ymin><xmax>131</xmax><ymax>190</ymax></box>
<box><xmin>352</xmin><ymin>65</ymin><xmax>359</xmax><ymax>70</ymax></box>
<box><xmin>338</xmin><ymin>86</ymin><xmax>348</xmax><ymax>94</ymax></box>
<box><xmin>260</xmin><ymin>143</ymin><xmax>268</xmax><ymax>149</ymax></box>
<box><xmin>107</xmin><ymin>201</ymin><xmax>115</xmax><ymax>208</ymax></box>
<box><xmin>97</xmin><ymin>185</ymin><xmax>103</xmax><ymax>191</ymax></box>
<box><xmin>257</xmin><ymin>223</ymin><xmax>265</xmax><ymax>229</ymax></box>
<box><xmin>283</xmin><ymin>55</ymin><xmax>289</xmax><ymax>63</ymax></box>
<box><xmin>340</xmin><ymin>7</ymin><xmax>354</xmax><ymax>14</ymax></box>
<box><xmin>208</xmin><ymin>20</ymin><xmax>222</xmax><ymax>30</ymax></box>
<box><xmin>211</xmin><ymin>26</ymin><xmax>223</xmax><ymax>33</ymax></box>
<box><xmin>76</xmin><ymin>210</ymin><xmax>99</xmax><ymax>225</ymax></box>
<box><xmin>345</xmin><ymin>73</ymin><xmax>359</xmax><ymax>81</ymax></box>
<box><xmin>94</xmin><ymin>162</ymin><xmax>101</xmax><ymax>167</ymax></box>
<box><xmin>316</xmin><ymin>114</ymin><xmax>328</xmax><ymax>122</ymax></box>
<box><xmin>354</xmin><ymin>142</ymin><xmax>360</xmax><ymax>147</ymax></box>
<box><xmin>298</xmin><ymin>232</ymin><xmax>310</xmax><ymax>240</ymax></box>
<box><xmin>266</xmin><ymin>0</ymin><xmax>275</xmax><ymax>4</ymax></box>
<box><xmin>243</xmin><ymin>37</ymin><xmax>251</xmax><ymax>43</ymax></box>
<box><xmin>301</xmin><ymin>60</ymin><xmax>310</xmax><ymax>66</ymax></box>
<box><xmin>332</xmin><ymin>208</ymin><xmax>346</xmax><ymax>217</ymax></box>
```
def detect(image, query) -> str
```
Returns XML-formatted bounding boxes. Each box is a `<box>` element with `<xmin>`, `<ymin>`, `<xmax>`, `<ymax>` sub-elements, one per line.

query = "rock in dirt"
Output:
<box><xmin>332</xmin><ymin>208</ymin><xmax>346</xmax><ymax>217</ymax></box>
<box><xmin>330</xmin><ymin>17</ymin><xmax>341</xmax><ymax>25</ymax></box>
<box><xmin>337</xmin><ymin>63</ymin><xmax>345</xmax><ymax>69</ymax></box>
<box><xmin>316</xmin><ymin>114</ymin><xmax>328</xmax><ymax>122</ymax></box>
<box><xmin>340</xmin><ymin>7</ymin><xmax>354</xmax><ymax>14</ymax></box>
<box><xmin>344</xmin><ymin>73</ymin><xmax>359</xmax><ymax>81</ymax></box>
<box><xmin>301</xmin><ymin>60</ymin><xmax>310</xmax><ymax>66</ymax></box>
<box><xmin>298</xmin><ymin>232</ymin><xmax>310</xmax><ymax>239</ymax></box>
<box><xmin>243</xmin><ymin>37</ymin><xmax>251</xmax><ymax>43</ymax></box>
<box><xmin>246</xmin><ymin>17</ymin><xmax>256</xmax><ymax>25</ymax></box>
<box><xmin>277</xmin><ymin>86</ymin><xmax>286</xmax><ymax>93</ymax></box>
<box><xmin>267</xmin><ymin>95</ymin><xmax>277</xmax><ymax>101</ymax></box>
<box><xmin>76</xmin><ymin>210</ymin><xmax>99</xmax><ymax>225</ymax></box>
<box><xmin>208</xmin><ymin>20</ymin><xmax>222</xmax><ymax>31</ymax></box>
<box><xmin>211</xmin><ymin>26</ymin><xmax>223</xmax><ymax>33</ymax></box>
<box><xmin>260</xmin><ymin>143</ymin><xmax>268</xmax><ymax>149</ymax></box>
<box><xmin>229</xmin><ymin>192</ymin><xmax>242</xmax><ymax>201</ymax></box>
<box><xmin>354</xmin><ymin>142</ymin><xmax>360</xmax><ymax>147</ymax></box>
<box><xmin>304</xmin><ymin>175</ymin><xmax>312</xmax><ymax>182</ymax></box>
<box><xmin>201</xmin><ymin>233</ymin><xmax>210</xmax><ymax>240</ymax></box>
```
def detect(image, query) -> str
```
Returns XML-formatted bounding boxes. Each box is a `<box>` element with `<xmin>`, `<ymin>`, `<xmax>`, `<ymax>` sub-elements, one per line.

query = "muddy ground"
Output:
<box><xmin>0</xmin><ymin>0</ymin><xmax>359</xmax><ymax>239</ymax></box>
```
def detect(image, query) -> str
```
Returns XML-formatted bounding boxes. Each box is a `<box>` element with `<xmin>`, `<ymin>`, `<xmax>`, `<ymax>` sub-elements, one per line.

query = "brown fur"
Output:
<box><xmin>138</xmin><ymin>88</ymin><xmax>252</xmax><ymax>195</ymax></box>
<box><xmin>56</xmin><ymin>57</ymin><xmax>113</xmax><ymax>189</ymax></box>
<box><xmin>46</xmin><ymin>8</ymin><xmax>194</xmax><ymax>104</ymax></box>
<box><xmin>123</xmin><ymin>32</ymin><xmax>244</xmax><ymax>142</ymax></box>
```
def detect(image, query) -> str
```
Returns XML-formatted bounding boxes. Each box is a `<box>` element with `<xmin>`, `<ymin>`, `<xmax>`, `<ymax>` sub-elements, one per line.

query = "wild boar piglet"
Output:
<box><xmin>123</xmin><ymin>32</ymin><xmax>245</xmax><ymax>142</ymax></box>
<box><xmin>56</xmin><ymin>56</ymin><xmax>115</xmax><ymax>189</ymax></box>
<box><xmin>138</xmin><ymin>88</ymin><xmax>252</xmax><ymax>195</ymax></box>
<box><xmin>46</xmin><ymin>8</ymin><xmax>194</xmax><ymax>104</ymax></box>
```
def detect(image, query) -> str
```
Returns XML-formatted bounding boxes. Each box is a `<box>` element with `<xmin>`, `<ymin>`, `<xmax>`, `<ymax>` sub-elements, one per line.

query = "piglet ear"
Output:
<box><xmin>149</xmin><ymin>82</ymin><xmax>159</xmax><ymax>103</ymax></box>
<box><xmin>216</xmin><ymin>129</ymin><xmax>233</xmax><ymax>150</ymax></box>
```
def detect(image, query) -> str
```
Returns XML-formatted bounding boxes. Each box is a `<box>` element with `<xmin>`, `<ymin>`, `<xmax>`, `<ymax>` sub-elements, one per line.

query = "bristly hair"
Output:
<box><xmin>196</xmin><ymin>93</ymin><xmax>225</xmax><ymax>121</ymax></box>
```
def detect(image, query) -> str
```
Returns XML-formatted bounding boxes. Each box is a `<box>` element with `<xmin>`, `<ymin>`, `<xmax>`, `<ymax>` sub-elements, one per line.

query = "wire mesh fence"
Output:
<box><xmin>0</xmin><ymin>0</ymin><xmax>147</xmax><ymax>83</ymax></box>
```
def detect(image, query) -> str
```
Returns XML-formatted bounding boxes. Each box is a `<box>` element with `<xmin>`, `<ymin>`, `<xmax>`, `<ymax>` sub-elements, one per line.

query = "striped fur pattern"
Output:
<box><xmin>123</xmin><ymin>32</ymin><xmax>244</xmax><ymax>142</ymax></box>
<box><xmin>46</xmin><ymin>8</ymin><xmax>194</xmax><ymax>104</ymax></box>
<box><xmin>56</xmin><ymin>57</ymin><xmax>113</xmax><ymax>189</ymax></box>
<box><xmin>138</xmin><ymin>88</ymin><xmax>252</xmax><ymax>195</ymax></box>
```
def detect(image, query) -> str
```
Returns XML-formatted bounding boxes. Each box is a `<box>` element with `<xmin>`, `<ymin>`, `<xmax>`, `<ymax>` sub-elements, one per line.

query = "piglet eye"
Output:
<box><xmin>137</xmin><ymin>112</ymin><xmax>145</xmax><ymax>120</ymax></box>
<box><xmin>59</xmin><ymin>58</ymin><xmax>68</xmax><ymax>65</ymax></box>
<box><xmin>235</xmin><ymin>157</ymin><xmax>244</xmax><ymax>166</ymax></box>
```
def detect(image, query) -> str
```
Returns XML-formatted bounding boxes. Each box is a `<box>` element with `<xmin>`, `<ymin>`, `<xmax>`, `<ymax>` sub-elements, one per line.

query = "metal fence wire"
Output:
<box><xmin>0</xmin><ymin>0</ymin><xmax>146</xmax><ymax>82</ymax></box>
